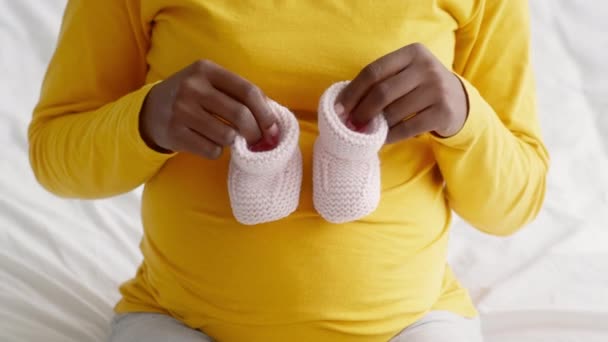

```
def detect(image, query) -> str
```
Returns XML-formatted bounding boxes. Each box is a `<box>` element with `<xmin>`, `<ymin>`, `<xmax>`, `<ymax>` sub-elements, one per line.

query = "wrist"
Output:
<box><xmin>433</xmin><ymin>74</ymin><xmax>470</xmax><ymax>138</ymax></box>
<box><xmin>139</xmin><ymin>85</ymin><xmax>173</xmax><ymax>154</ymax></box>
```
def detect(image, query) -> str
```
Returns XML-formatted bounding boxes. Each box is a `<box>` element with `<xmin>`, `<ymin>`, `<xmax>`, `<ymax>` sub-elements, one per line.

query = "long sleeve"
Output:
<box><xmin>28</xmin><ymin>0</ymin><xmax>172</xmax><ymax>199</ymax></box>
<box><xmin>431</xmin><ymin>0</ymin><xmax>550</xmax><ymax>236</ymax></box>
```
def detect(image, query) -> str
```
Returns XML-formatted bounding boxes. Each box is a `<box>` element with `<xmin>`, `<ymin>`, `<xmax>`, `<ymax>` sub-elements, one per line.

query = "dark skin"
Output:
<box><xmin>140</xmin><ymin>43</ymin><xmax>467</xmax><ymax>158</ymax></box>
<box><xmin>140</xmin><ymin>59</ymin><xmax>279</xmax><ymax>159</ymax></box>
<box><xmin>337</xmin><ymin>43</ymin><xmax>468</xmax><ymax>142</ymax></box>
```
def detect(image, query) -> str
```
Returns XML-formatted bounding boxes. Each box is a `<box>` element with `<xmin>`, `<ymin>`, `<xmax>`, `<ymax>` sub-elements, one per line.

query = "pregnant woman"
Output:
<box><xmin>28</xmin><ymin>1</ymin><xmax>548</xmax><ymax>341</ymax></box>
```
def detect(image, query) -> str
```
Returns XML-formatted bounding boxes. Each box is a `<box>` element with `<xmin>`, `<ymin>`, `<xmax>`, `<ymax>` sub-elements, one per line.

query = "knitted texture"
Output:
<box><xmin>228</xmin><ymin>100</ymin><xmax>302</xmax><ymax>225</ymax></box>
<box><xmin>313</xmin><ymin>81</ymin><xmax>389</xmax><ymax>223</ymax></box>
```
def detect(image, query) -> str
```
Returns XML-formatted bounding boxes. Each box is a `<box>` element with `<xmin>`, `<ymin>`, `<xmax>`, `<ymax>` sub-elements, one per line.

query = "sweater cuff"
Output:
<box><xmin>124</xmin><ymin>82</ymin><xmax>176</xmax><ymax>163</ymax></box>
<box><xmin>430</xmin><ymin>75</ymin><xmax>491</xmax><ymax>149</ymax></box>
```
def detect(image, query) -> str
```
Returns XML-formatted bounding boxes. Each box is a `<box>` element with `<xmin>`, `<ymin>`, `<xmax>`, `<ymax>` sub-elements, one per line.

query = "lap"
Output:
<box><xmin>390</xmin><ymin>311</ymin><xmax>483</xmax><ymax>342</ymax></box>
<box><xmin>109</xmin><ymin>311</ymin><xmax>482</xmax><ymax>342</ymax></box>
<box><xmin>109</xmin><ymin>313</ymin><xmax>213</xmax><ymax>342</ymax></box>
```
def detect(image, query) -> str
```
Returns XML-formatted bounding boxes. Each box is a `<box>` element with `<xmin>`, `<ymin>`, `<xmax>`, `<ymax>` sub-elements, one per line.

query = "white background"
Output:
<box><xmin>1</xmin><ymin>1</ymin><xmax>607</xmax><ymax>341</ymax></box>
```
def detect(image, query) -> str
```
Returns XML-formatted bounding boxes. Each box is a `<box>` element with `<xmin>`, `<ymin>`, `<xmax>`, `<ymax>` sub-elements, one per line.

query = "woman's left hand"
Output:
<box><xmin>336</xmin><ymin>43</ymin><xmax>469</xmax><ymax>143</ymax></box>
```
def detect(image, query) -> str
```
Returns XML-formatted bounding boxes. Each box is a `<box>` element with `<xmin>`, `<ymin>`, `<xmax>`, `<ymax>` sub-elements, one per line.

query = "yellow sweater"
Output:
<box><xmin>29</xmin><ymin>1</ymin><xmax>549</xmax><ymax>341</ymax></box>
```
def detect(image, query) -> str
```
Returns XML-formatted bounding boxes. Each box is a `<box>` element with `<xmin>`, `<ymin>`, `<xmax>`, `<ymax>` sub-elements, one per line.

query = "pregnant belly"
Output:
<box><xmin>140</xmin><ymin>212</ymin><xmax>449</xmax><ymax>340</ymax></box>
<box><xmin>137</xmin><ymin>134</ymin><xmax>450</xmax><ymax>338</ymax></box>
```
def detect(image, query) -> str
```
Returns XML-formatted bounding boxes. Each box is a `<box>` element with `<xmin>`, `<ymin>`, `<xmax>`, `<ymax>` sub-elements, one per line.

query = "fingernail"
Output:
<box><xmin>345</xmin><ymin>117</ymin><xmax>357</xmax><ymax>131</ymax></box>
<box><xmin>346</xmin><ymin>116</ymin><xmax>367</xmax><ymax>132</ymax></box>
<box><xmin>262</xmin><ymin>123</ymin><xmax>280</xmax><ymax>147</ymax></box>
<box><xmin>353</xmin><ymin>121</ymin><xmax>366</xmax><ymax>131</ymax></box>
<box><xmin>334</xmin><ymin>102</ymin><xmax>344</xmax><ymax>115</ymax></box>
<box><xmin>266</xmin><ymin>122</ymin><xmax>279</xmax><ymax>138</ymax></box>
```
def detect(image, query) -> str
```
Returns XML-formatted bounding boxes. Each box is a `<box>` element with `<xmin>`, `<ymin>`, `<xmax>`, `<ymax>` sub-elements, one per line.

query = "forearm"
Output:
<box><xmin>431</xmin><ymin>78</ymin><xmax>549</xmax><ymax>236</ymax></box>
<box><xmin>28</xmin><ymin>84</ymin><xmax>172</xmax><ymax>198</ymax></box>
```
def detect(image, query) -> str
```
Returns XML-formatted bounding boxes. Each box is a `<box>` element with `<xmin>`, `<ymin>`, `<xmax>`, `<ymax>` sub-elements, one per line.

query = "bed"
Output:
<box><xmin>1</xmin><ymin>0</ymin><xmax>607</xmax><ymax>341</ymax></box>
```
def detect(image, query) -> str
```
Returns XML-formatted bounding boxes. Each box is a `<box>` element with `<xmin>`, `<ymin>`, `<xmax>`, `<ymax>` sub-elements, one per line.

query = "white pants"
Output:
<box><xmin>109</xmin><ymin>311</ymin><xmax>483</xmax><ymax>342</ymax></box>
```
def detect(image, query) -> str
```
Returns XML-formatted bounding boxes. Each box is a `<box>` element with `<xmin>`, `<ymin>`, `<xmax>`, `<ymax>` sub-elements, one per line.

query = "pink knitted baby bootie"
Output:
<box><xmin>313</xmin><ymin>81</ymin><xmax>389</xmax><ymax>223</ymax></box>
<box><xmin>228</xmin><ymin>100</ymin><xmax>302</xmax><ymax>225</ymax></box>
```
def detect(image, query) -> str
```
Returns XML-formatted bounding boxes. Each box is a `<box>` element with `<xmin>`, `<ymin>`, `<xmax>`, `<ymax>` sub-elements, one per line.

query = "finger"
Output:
<box><xmin>203</xmin><ymin>61</ymin><xmax>276</xmax><ymax>135</ymax></box>
<box><xmin>197</xmin><ymin>87</ymin><xmax>262</xmax><ymax>144</ymax></box>
<box><xmin>172</xmin><ymin>126</ymin><xmax>223</xmax><ymax>160</ymax></box>
<box><xmin>182</xmin><ymin>107</ymin><xmax>237</xmax><ymax>147</ymax></box>
<box><xmin>384</xmin><ymin>85</ymin><xmax>435</xmax><ymax>128</ymax></box>
<box><xmin>386</xmin><ymin>107</ymin><xmax>436</xmax><ymax>144</ymax></box>
<box><xmin>337</xmin><ymin>43</ymin><xmax>420</xmax><ymax>115</ymax></box>
<box><xmin>349</xmin><ymin>67</ymin><xmax>423</xmax><ymax>125</ymax></box>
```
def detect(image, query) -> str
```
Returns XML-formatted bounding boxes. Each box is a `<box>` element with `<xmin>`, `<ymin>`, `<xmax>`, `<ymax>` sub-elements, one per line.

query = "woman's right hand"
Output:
<box><xmin>139</xmin><ymin>60</ymin><xmax>278</xmax><ymax>159</ymax></box>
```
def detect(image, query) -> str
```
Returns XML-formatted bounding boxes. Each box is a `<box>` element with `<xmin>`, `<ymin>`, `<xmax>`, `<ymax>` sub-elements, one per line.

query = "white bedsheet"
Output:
<box><xmin>1</xmin><ymin>1</ymin><xmax>607</xmax><ymax>341</ymax></box>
